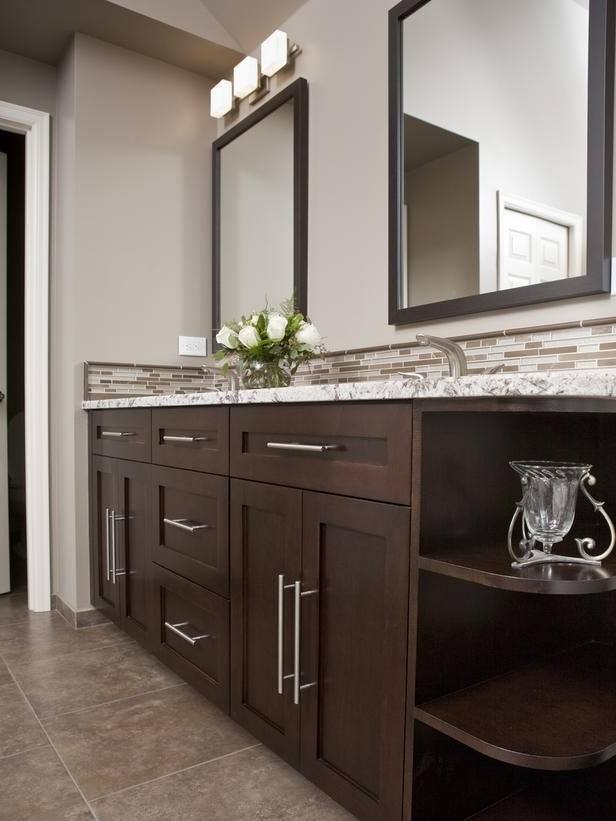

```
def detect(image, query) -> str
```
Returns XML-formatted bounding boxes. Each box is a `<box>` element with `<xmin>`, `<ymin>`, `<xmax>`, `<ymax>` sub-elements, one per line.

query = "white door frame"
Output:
<box><xmin>0</xmin><ymin>101</ymin><xmax>50</xmax><ymax>612</ymax></box>
<box><xmin>497</xmin><ymin>191</ymin><xmax>585</xmax><ymax>290</ymax></box>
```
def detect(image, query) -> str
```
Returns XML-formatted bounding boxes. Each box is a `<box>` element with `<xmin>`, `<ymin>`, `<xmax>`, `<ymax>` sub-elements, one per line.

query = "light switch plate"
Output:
<box><xmin>179</xmin><ymin>336</ymin><xmax>207</xmax><ymax>357</ymax></box>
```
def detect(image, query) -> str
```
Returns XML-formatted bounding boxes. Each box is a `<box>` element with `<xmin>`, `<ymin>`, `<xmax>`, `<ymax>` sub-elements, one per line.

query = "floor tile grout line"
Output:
<box><xmin>0</xmin><ymin>742</ymin><xmax>50</xmax><ymax>761</ymax></box>
<box><xmin>90</xmin><ymin>742</ymin><xmax>263</xmax><ymax>803</ymax></box>
<box><xmin>41</xmin><ymin>682</ymin><xmax>188</xmax><ymax>723</ymax></box>
<box><xmin>1</xmin><ymin>637</ymin><xmax>137</xmax><ymax>670</ymax></box>
<box><xmin>6</xmin><ymin>666</ymin><xmax>101</xmax><ymax>820</ymax></box>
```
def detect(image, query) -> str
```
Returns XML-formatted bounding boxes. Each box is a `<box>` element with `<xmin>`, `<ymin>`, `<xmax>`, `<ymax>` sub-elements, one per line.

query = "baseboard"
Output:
<box><xmin>53</xmin><ymin>594</ymin><xmax>110</xmax><ymax>629</ymax></box>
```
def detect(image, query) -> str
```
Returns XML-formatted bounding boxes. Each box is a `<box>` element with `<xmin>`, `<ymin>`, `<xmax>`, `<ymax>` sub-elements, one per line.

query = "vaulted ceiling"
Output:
<box><xmin>200</xmin><ymin>0</ymin><xmax>310</xmax><ymax>54</ymax></box>
<box><xmin>0</xmin><ymin>0</ymin><xmax>310</xmax><ymax>79</ymax></box>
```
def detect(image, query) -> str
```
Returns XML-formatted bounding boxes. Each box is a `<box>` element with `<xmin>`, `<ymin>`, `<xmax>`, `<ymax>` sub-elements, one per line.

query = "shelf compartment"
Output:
<box><xmin>415</xmin><ymin>642</ymin><xmax>616</xmax><ymax>771</ymax></box>
<box><xmin>420</xmin><ymin>544</ymin><xmax>616</xmax><ymax>594</ymax></box>
<box><xmin>469</xmin><ymin>781</ymin><xmax>616</xmax><ymax>820</ymax></box>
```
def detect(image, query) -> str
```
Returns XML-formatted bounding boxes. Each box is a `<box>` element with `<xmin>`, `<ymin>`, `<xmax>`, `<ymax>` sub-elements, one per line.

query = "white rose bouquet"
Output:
<box><xmin>214</xmin><ymin>298</ymin><xmax>325</xmax><ymax>389</ymax></box>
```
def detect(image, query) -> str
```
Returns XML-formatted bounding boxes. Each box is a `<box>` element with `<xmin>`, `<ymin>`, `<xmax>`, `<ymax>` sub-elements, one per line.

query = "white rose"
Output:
<box><xmin>216</xmin><ymin>325</ymin><xmax>238</xmax><ymax>349</ymax></box>
<box><xmin>296</xmin><ymin>322</ymin><xmax>321</xmax><ymax>350</ymax></box>
<box><xmin>266</xmin><ymin>313</ymin><xmax>288</xmax><ymax>341</ymax></box>
<box><xmin>238</xmin><ymin>325</ymin><xmax>260</xmax><ymax>348</ymax></box>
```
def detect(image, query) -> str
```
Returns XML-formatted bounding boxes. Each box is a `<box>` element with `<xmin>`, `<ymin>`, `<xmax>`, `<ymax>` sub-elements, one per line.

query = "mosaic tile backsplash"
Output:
<box><xmin>85</xmin><ymin>316</ymin><xmax>616</xmax><ymax>399</ymax></box>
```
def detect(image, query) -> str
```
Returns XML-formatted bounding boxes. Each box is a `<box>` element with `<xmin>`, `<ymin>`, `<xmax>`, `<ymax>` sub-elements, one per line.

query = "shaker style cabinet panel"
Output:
<box><xmin>152</xmin><ymin>407</ymin><xmax>229</xmax><ymax>475</ymax></box>
<box><xmin>91</xmin><ymin>409</ymin><xmax>151</xmax><ymax>463</ymax></box>
<box><xmin>150</xmin><ymin>564</ymin><xmax>230</xmax><ymax>710</ymax></box>
<box><xmin>230</xmin><ymin>479</ymin><xmax>302</xmax><ymax>766</ymax></box>
<box><xmin>90</xmin><ymin>455</ymin><xmax>121</xmax><ymax>623</ymax></box>
<box><xmin>300</xmin><ymin>492</ymin><xmax>411</xmax><ymax>821</ymax></box>
<box><xmin>89</xmin><ymin>455</ymin><xmax>151</xmax><ymax>646</ymax></box>
<box><xmin>151</xmin><ymin>466</ymin><xmax>229</xmax><ymax>597</ymax></box>
<box><xmin>116</xmin><ymin>460</ymin><xmax>152</xmax><ymax>645</ymax></box>
<box><xmin>230</xmin><ymin>403</ymin><xmax>413</xmax><ymax>504</ymax></box>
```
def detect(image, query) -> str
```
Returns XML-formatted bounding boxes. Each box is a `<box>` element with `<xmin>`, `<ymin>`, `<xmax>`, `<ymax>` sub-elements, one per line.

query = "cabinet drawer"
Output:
<box><xmin>151</xmin><ymin>565</ymin><xmax>229</xmax><ymax>711</ymax></box>
<box><xmin>230</xmin><ymin>403</ymin><xmax>412</xmax><ymax>504</ymax></box>
<box><xmin>152</xmin><ymin>408</ymin><xmax>229</xmax><ymax>475</ymax></box>
<box><xmin>91</xmin><ymin>409</ymin><xmax>151</xmax><ymax>463</ymax></box>
<box><xmin>152</xmin><ymin>465</ymin><xmax>229</xmax><ymax>596</ymax></box>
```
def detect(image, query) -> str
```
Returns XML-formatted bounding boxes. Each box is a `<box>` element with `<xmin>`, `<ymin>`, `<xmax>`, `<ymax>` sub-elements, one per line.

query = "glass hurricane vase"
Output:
<box><xmin>238</xmin><ymin>358</ymin><xmax>293</xmax><ymax>389</ymax></box>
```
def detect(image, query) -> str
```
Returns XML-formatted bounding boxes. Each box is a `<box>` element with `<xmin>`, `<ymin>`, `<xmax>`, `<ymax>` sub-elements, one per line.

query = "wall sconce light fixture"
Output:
<box><xmin>210</xmin><ymin>33</ymin><xmax>302</xmax><ymax>118</ymax></box>
<box><xmin>233</xmin><ymin>56</ymin><xmax>260</xmax><ymax>100</ymax></box>
<box><xmin>210</xmin><ymin>79</ymin><xmax>234</xmax><ymax>119</ymax></box>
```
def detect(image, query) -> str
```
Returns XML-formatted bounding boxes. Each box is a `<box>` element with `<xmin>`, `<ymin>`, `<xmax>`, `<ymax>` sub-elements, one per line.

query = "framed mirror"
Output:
<box><xmin>389</xmin><ymin>0</ymin><xmax>614</xmax><ymax>325</ymax></box>
<box><xmin>212</xmin><ymin>77</ymin><xmax>308</xmax><ymax>348</ymax></box>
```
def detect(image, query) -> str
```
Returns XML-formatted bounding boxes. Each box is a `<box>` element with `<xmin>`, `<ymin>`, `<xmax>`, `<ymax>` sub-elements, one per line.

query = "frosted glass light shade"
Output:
<box><xmin>233</xmin><ymin>56</ymin><xmax>259</xmax><ymax>99</ymax></box>
<box><xmin>261</xmin><ymin>30</ymin><xmax>289</xmax><ymax>77</ymax></box>
<box><xmin>210</xmin><ymin>80</ymin><xmax>233</xmax><ymax>118</ymax></box>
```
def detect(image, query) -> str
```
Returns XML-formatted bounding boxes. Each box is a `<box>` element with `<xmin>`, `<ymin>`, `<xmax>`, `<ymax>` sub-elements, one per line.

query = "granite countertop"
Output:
<box><xmin>81</xmin><ymin>371</ymin><xmax>616</xmax><ymax>410</ymax></box>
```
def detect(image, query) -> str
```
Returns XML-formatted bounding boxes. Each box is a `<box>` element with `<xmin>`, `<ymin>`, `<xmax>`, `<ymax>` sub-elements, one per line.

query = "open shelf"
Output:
<box><xmin>419</xmin><ymin>544</ymin><xmax>616</xmax><ymax>594</ymax></box>
<box><xmin>468</xmin><ymin>783</ymin><xmax>616</xmax><ymax>820</ymax></box>
<box><xmin>415</xmin><ymin>642</ymin><xmax>616</xmax><ymax>771</ymax></box>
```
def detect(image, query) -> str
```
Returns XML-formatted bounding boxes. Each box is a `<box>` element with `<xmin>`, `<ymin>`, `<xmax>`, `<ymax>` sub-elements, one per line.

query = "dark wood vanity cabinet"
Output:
<box><xmin>89</xmin><ymin>401</ymin><xmax>413</xmax><ymax>821</ymax></box>
<box><xmin>90</xmin><ymin>455</ymin><xmax>151</xmax><ymax>645</ymax></box>
<box><xmin>88</xmin><ymin>398</ymin><xmax>616</xmax><ymax>819</ymax></box>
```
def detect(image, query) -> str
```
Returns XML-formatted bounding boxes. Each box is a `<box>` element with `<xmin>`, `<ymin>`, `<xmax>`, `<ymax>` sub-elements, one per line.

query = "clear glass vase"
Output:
<box><xmin>509</xmin><ymin>461</ymin><xmax>591</xmax><ymax>553</ymax></box>
<box><xmin>238</xmin><ymin>359</ymin><xmax>293</xmax><ymax>389</ymax></box>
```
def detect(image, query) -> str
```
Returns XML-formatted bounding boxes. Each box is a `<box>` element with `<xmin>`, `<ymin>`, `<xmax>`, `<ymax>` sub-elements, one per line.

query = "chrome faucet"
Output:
<box><xmin>415</xmin><ymin>334</ymin><xmax>468</xmax><ymax>377</ymax></box>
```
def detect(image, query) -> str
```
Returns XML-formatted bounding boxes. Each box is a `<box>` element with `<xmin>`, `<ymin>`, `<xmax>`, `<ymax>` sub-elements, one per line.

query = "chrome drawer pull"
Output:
<box><xmin>105</xmin><ymin>508</ymin><xmax>111</xmax><ymax>582</ymax></box>
<box><xmin>162</xmin><ymin>435</ymin><xmax>209</xmax><ymax>443</ymax></box>
<box><xmin>164</xmin><ymin>621</ymin><xmax>212</xmax><ymax>646</ymax></box>
<box><xmin>266</xmin><ymin>442</ymin><xmax>340</xmax><ymax>453</ymax></box>
<box><xmin>110</xmin><ymin>509</ymin><xmax>117</xmax><ymax>585</ymax></box>
<box><xmin>101</xmin><ymin>431</ymin><xmax>136</xmax><ymax>438</ymax></box>
<box><xmin>290</xmin><ymin>582</ymin><xmax>318</xmax><ymax>705</ymax></box>
<box><xmin>163</xmin><ymin>517</ymin><xmax>213</xmax><ymax>534</ymax></box>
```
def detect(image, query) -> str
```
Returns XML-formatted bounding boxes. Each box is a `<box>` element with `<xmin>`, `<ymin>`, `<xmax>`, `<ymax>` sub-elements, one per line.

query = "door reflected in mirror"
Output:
<box><xmin>401</xmin><ymin>0</ymin><xmax>588</xmax><ymax>308</ymax></box>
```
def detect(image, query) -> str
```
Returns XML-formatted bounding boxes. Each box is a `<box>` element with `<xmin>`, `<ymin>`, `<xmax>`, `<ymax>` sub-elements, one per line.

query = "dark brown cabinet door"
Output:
<box><xmin>150</xmin><ymin>564</ymin><xmax>230</xmax><ymax>710</ymax></box>
<box><xmin>300</xmin><ymin>492</ymin><xmax>410</xmax><ymax>821</ymax></box>
<box><xmin>116</xmin><ymin>460</ymin><xmax>151</xmax><ymax>646</ymax></box>
<box><xmin>90</xmin><ymin>456</ymin><xmax>121</xmax><ymax>623</ymax></box>
<box><xmin>152</xmin><ymin>466</ymin><xmax>229</xmax><ymax>596</ymax></box>
<box><xmin>230</xmin><ymin>479</ymin><xmax>302</xmax><ymax>766</ymax></box>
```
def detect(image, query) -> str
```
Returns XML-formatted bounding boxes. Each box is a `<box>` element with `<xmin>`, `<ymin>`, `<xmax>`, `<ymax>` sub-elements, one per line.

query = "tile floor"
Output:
<box><xmin>0</xmin><ymin>591</ymin><xmax>353</xmax><ymax>820</ymax></box>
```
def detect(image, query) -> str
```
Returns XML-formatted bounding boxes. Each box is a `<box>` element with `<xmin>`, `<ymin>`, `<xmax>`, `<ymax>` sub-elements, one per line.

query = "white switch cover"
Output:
<box><xmin>179</xmin><ymin>336</ymin><xmax>207</xmax><ymax>357</ymax></box>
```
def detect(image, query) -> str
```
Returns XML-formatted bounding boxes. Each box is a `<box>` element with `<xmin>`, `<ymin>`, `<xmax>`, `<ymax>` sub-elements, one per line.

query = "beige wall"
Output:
<box><xmin>52</xmin><ymin>34</ymin><xmax>215</xmax><ymax>609</ymax></box>
<box><xmin>220</xmin><ymin>0</ymin><xmax>616</xmax><ymax>351</ymax></box>
<box><xmin>0</xmin><ymin>48</ymin><xmax>56</xmax><ymax>114</ymax></box>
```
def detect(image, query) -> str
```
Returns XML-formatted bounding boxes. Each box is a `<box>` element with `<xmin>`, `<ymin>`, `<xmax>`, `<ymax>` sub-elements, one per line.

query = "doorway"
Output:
<box><xmin>0</xmin><ymin>129</ymin><xmax>26</xmax><ymax>595</ymax></box>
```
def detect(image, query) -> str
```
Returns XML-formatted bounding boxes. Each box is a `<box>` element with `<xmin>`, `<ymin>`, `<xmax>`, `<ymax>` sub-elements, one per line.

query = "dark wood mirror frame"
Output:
<box><xmin>388</xmin><ymin>0</ymin><xmax>615</xmax><ymax>326</ymax></box>
<box><xmin>212</xmin><ymin>77</ymin><xmax>309</xmax><ymax>350</ymax></box>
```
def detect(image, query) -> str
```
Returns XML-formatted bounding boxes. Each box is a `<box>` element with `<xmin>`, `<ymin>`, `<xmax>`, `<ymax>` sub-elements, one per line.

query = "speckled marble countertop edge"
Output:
<box><xmin>81</xmin><ymin>371</ymin><xmax>616</xmax><ymax>410</ymax></box>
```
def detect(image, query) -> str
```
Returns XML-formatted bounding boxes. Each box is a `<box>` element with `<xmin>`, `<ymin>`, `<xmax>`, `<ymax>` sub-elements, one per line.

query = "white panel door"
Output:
<box><xmin>500</xmin><ymin>208</ymin><xmax>569</xmax><ymax>290</ymax></box>
<box><xmin>0</xmin><ymin>153</ymin><xmax>9</xmax><ymax>594</ymax></box>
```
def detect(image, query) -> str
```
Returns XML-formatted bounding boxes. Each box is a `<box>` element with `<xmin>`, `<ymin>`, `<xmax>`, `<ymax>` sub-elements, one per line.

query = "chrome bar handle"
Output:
<box><xmin>162</xmin><ymin>435</ymin><xmax>208</xmax><ymax>443</ymax></box>
<box><xmin>101</xmin><ymin>431</ymin><xmax>136</xmax><ymax>438</ymax></box>
<box><xmin>278</xmin><ymin>575</ymin><xmax>284</xmax><ymax>694</ymax></box>
<box><xmin>104</xmin><ymin>508</ymin><xmax>111</xmax><ymax>582</ymax></box>
<box><xmin>163</xmin><ymin>518</ymin><xmax>213</xmax><ymax>534</ymax></box>
<box><xmin>266</xmin><ymin>442</ymin><xmax>340</xmax><ymax>453</ymax></box>
<box><xmin>110</xmin><ymin>509</ymin><xmax>117</xmax><ymax>585</ymax></box>
<box><xmin>164</xmin><ymin>621</ymin><xmax>212</xmax><ymax>646</ymax></box>
<box><xmin>291</xmin><ymin>581</ymin><xmax>319</xmax><ymax>705</ymax></box>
